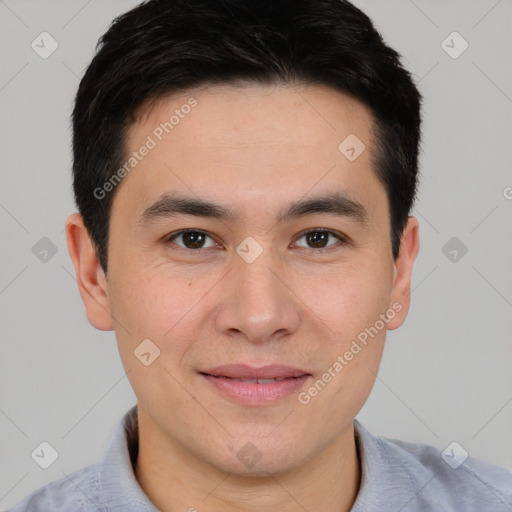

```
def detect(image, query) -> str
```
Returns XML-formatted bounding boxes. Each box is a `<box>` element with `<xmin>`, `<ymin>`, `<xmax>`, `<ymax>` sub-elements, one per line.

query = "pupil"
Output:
<box><xmin>183</xmin><ymin>232</ymin><xmax>205</xmax><ymax>249</ymax></box>
<box><xmin>307</xmin><ymin>231</ymin><xmax>328</xmax><ymax>248</ymax></box>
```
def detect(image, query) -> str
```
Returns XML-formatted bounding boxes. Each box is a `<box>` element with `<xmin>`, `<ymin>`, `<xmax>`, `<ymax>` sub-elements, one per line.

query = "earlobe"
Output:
<box><xmin>386</xmin><ymin>216</ymin><xmax>420</xmax><ymax>331</ymax></box>
<box><xmin>65</xmin><ymin>213</ymin><xmax>114</xmax><ymax>331</ymax></box>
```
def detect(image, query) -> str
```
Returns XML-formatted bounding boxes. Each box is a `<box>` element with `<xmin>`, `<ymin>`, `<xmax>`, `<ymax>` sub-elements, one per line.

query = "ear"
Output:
<box><xmin>65</xmin><ymin>213</ymin><xmax>114</xmax><ymax>330</ymax></box>
<box><xmin>386</xmin><ymin>216</ymin><xmax>420</xmax><ymax>330</ymax></box>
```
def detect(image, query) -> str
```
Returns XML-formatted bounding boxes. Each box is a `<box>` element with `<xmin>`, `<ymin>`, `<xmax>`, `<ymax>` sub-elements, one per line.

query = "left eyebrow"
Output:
<box><xmin>137</xmin><ymin>191</ymin><xmax>368</xmax><ymax>227</ymax></box>
<box><xmin>278</xmin><ymin>193</ymin><xmax>368</xmax><ymax>224</ymax></box>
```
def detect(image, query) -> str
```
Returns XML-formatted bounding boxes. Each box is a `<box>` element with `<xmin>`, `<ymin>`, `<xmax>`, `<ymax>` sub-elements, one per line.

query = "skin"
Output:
<box><xmin>66</xmin><ymin>83</ymin><xmax>419</xmax><ymax>512</ymax></box>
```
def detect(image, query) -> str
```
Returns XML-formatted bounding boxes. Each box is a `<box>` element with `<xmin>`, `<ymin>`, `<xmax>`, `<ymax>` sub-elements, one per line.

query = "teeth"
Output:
<box><xmin>213</xmin><ymin>375</ymin><xmax>298</xmax><ymax>383</ymax></box>
<box><xmin>228</xmin><ymin>377</ymin><xmax>290</xmax><ymax>383</ymax></box>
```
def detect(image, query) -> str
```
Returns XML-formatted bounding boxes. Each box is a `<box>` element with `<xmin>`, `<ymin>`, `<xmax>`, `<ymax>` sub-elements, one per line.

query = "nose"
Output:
<box><xmin>213</xmin><ymin>247</ymin><xmax>301</xmax><ymax>345</ymax></box>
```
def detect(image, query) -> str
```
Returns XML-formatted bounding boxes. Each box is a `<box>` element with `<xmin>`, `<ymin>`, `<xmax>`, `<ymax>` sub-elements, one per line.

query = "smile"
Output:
<box><xmin>199</xmin><ymin>365</ymin><xmax>312</xmax><ymax>405</ymax></box>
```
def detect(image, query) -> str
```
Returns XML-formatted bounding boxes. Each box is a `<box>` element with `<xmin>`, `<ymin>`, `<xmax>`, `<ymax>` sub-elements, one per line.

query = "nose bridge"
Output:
<box><xmin>235</xmin><ymin>246</ymin><xmax>283</xmax><ymax>322</ymax></box>
<box><xmin>239</xmin><ymin>252</ymin><xmax>279</xmax><ymax>314</ymax></box>
<box><xmin>214</xmin><ymin>242</ymin><xmax>300</xmax><ymax>342</ymax></box>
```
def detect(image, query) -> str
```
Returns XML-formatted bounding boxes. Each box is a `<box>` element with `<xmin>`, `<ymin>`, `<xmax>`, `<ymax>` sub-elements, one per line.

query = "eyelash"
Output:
<box><xmin>164</xmin><ymin>229</ymin><xmax>349</xmax><ymax>255</ymax></box>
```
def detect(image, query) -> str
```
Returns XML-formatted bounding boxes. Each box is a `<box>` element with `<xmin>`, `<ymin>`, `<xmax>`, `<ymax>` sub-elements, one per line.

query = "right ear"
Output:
<box><xmin>65</xmin><ymin>213</ymin><xmax>114</xmax><ymax>331</ymax></box>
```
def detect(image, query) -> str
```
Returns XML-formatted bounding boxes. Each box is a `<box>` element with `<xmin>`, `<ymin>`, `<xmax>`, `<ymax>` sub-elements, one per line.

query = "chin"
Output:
<box><xmin>212</xmin><ymin>436</ymin><xmax>310</xmax><ymax>478</ymax></box>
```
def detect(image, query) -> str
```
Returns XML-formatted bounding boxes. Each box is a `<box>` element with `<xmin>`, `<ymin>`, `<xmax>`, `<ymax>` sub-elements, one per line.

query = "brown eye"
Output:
<box><xmin>306</xmin><ymin>231</ymin><xmax>330</xmax><ymax>248</ymax></box>
<box><xmin>295</xmin><ymin>230</ymin><xmax>345</xmax><ymax>251</ymax></box>
<box><xmin>167</xmin><ymin>230</ymin><xmax>216</xmax><ymax>250</ymax></box>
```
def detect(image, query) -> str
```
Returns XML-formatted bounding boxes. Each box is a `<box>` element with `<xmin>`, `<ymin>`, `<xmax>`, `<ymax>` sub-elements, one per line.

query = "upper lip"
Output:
<box><xmin>200</xmin><ymin>364</ymin><xmax>310</xmax><ymax>380</ymax></box>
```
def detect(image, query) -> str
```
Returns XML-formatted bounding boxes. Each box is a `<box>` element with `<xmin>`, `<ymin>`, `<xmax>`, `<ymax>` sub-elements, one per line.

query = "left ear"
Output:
<box><xmin>386</xmin><ymin>216</ymin><xmax>420</xmax><ymax>330</ymax></box>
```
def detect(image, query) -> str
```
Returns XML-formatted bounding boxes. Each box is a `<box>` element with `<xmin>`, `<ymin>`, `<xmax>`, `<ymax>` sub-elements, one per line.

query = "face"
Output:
<box><xmin>67</xmin><ymin>83</ymin><xmax>418</xmax><ymax>476</ymax></box>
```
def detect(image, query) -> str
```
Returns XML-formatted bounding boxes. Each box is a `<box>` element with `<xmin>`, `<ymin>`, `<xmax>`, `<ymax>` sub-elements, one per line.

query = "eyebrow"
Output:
<box><xmin>138</xmin><ymin>191</ymin><xmax>368</xmax><ymax>227</ymax></box>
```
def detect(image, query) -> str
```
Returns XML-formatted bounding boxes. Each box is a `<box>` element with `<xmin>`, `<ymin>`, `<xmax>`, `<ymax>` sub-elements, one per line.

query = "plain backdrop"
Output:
<box><xmin>1</xmin><ymin>0</ymin><xmax>511</xmax><ymax>509</ymax></box>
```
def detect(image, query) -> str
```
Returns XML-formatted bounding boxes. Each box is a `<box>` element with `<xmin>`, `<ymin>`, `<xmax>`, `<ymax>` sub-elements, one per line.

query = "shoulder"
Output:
<box><xmin>354</xmin><ymin>421</ymin><xmax>512</xmax><ymax>511</ymax></box>
<box><xmin>7</xmin><ymin>463</ymin><xmax>101</xmax><ymax>512</ymax></box>
<box><xmin>388</xmin><ymin>436</ymin><xmax>511</xmax><ymax>509</ymax></box>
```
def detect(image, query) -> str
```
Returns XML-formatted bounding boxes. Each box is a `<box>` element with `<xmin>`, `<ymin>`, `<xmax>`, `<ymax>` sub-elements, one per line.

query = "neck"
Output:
<box><xmin>133</xmin><ymin>413</ymin><xmax>361</xmax><ymax>512</ymax></box>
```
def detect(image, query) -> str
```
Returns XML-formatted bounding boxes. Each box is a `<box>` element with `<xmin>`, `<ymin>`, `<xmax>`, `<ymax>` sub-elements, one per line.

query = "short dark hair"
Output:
<box><xmin>72</xmin><ymin>0</ymin><xmax>422</xmax><ymax>275</ymax></box>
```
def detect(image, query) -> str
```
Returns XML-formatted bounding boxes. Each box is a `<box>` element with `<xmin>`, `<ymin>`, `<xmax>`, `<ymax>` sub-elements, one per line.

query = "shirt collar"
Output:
<box><xmin>99</xmin><ymin>405</ymin><xmax>159</xmax><ymax>511</ymax></box>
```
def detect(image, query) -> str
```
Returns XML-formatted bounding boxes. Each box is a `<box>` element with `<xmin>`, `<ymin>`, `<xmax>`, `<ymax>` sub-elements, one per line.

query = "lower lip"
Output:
<box><xmin>201</xmin><ymin>374</ymin><xmax>311</xmax><ymax>405</ymax></box>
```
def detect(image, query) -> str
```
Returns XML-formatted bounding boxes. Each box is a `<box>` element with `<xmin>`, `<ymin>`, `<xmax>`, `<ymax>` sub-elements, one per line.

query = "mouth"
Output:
<box><xmin>199</xmin><ymin>363</ymin><xmax>310</xmax><ymax>380</ymax></box>
<box><xmin>198</xmin><ymin>364</ymin><xmax>312</xmax><ymax>405</ymax></box>
<box><xmin>202</xmin><ymin>376</ymin><xmax>295</xmax><ymax>383</ymax></box>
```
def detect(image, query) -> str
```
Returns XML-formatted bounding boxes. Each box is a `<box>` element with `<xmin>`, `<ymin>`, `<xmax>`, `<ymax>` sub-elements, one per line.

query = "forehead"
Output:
<box><xmin>132</xmin><ymin>82</ymin><xmax>374</xmax><ymax>153</ymax></box>
<box><xmin>116</xmin><ymin>83</ymin><xmax>383</xmax><ymax>222</ymax></box>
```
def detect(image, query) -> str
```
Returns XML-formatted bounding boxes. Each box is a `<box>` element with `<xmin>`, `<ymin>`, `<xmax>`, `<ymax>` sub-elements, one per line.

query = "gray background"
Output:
<box><xmin>1</xmin><ymin>0</ymin><xmax>511</xmax><ymax>508</ymax></box>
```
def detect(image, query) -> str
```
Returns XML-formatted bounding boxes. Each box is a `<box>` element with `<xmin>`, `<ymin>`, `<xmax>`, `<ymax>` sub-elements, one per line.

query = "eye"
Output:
<box><xmin>293</xmin><ymin>229</ymin><xmax>347</xmax><ymax>252</ymax></box>
<box><xmin>166</xmin><ymin>230</ymin><xmax>217</xmax><ymax>250</ymax></box>
<box><xmin>165</xmin><ymin>228</ymin><xmax>348</xmax><ymax>254</ymax></box>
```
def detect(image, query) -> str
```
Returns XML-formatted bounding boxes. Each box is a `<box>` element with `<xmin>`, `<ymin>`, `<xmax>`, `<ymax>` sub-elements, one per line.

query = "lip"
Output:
<box><xmin>199</xmin><ymin>364</ymin><xmax>312</xmax><ymax>405</ymax></box>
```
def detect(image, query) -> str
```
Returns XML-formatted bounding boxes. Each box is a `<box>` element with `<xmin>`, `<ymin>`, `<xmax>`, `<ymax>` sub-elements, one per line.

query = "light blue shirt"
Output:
<box><xmin>8</xmin><ymin>405</ymin><xmax>512</xmax><ymax>511</ymax></box>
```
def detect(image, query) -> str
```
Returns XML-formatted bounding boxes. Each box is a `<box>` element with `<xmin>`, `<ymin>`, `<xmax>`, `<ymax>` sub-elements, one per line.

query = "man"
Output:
<box><xmin>9</xmin><ymin>0</ymin><xmax>512</xmax><ymax>510</ymax></box>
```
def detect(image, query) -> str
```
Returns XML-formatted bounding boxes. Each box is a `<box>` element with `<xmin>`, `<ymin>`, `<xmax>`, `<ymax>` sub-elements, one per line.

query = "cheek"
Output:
<box><xmin>298</xmin><ymin>259</ymin><xmax>393</xmax><ymax>341</ymax></box>
<box><xmin>301</xmin><ymin>260</ymin><xmax>392</xmax><ymax>414</ymax></box>
<box><xmin>108</xmin><ymin>268</ymin><xmax>207</xmax><ymax>354</ymax></box>
<box><xmin>108</xmin><ymin>270</ymin><xmax>209</xmax><ymax>401</ymax></box>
